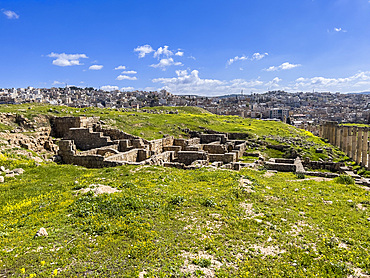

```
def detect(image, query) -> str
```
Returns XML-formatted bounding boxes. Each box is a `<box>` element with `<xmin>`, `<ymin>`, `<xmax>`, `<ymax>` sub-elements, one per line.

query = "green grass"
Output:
<box><xmin>0</xmin><ymin>104</ymin><xmax>363</xmax><ymax>276</ymax></box>
<box><xmin>0</xmin><ymin>103</ymin><xmax>347</xmax><ymax>162</ymax></box>
<box><xmin>1</xmin><ymin>151</ymin><xmax>370</xmax><ymax>277</ymax></box>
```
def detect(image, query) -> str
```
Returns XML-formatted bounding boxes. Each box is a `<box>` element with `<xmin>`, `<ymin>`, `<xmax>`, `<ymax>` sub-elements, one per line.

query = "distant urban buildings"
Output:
<box><xmin>0</xmin><ymin>87</ymin><xmax>369</xmax><ymax>126</ymax></box>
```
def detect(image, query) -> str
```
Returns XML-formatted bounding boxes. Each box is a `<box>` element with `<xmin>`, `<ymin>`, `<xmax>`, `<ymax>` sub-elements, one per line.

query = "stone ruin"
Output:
<box><xmin>53</xmin><ymin>116</ymin><xmax>251</xmax><ymax>170</ymax></box>
<box><xmin>320</xmin><ymin>121</ymin><xmax>370</xmax><ymax>170</ymax></box>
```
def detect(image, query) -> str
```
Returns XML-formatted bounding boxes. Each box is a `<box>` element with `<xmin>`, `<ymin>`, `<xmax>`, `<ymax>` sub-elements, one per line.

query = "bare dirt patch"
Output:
<box><xmin>77</xmin><ymin>184</ymin><xmax>120</xmax><ymax>195</ymax></box>
<box><xmin>249</xmin><ymin>244</ymin><xmax>286</xmax><ymax>257</ymax></box>
<box><xmin>180</xmin><ymin>251</ymin><xmax>223</xmax><ymax>278</ymax></box>
<box><xmin>263</xmin><ymin>171</ymin><xmax>276</xmax><ymax>178</ymax></box>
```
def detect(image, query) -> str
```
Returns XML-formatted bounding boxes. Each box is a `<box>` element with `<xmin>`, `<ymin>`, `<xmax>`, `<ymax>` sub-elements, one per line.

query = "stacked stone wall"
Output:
<box><xmin>51</xmin><ymin>116</ymin><xmax>99</xmax><ymax>138</ymax></box>
<box><xmin>178</xmin><ymin>151</ymin><xmax>208</xmax><ymax>165</ymax></box>
<box><xmin>200</xmin><ymin>134</ymin><xmax>227</xmax><ymax>144</ymax></box>
<box><xmin>66</xmin><ymin>128</ymin><xmax>113</xmax><ymax>151</ymax></box>
<box><xmin>321</xmin><ymin>121</ymin><xmax>369</xmax><ymax>169</ymax></box>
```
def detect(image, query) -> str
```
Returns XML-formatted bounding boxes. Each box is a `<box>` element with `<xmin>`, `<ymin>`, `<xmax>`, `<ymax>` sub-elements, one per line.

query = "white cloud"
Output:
<box><xmin>175</xmin><ymin>51</ymin><xmax>184</xmax><ymax>56</ymax></box>
<box><xmin>47</xmin><ymin>52</ymin><xmax>88</xmax><ymax>67</ymax></box>
<box><xmin>134</xmin><ymin>44</ymin><xmax>154</xmax><ymax>58</ymax></box>
<box><xmin>52</xmin><ymin>81</ymin><xmax>64</xmax><ymax>85</ymax></box>
<box><xmin>100</xmin><ymin>85</ymin><xmax>119</xmax><ymax>91</ymax></box>
<box><xmin>121</xmin><ymin>70</ymin><xmax>137</xmax><ymax>74</ymax></box>
<box><xmin>154</xmin><ymin>45</ymin><xmax>173</xmax><ymax>58</ymax></box>
<box><xmin>265</xmin><ymin>62</ymin><xmax>301</xmax><ymax>71</ymax></box>
<box><xmin>2</xmin><ymin>10</ymin><xmax>19</xmax><ymax>19</ymax></box>
<box><xmin>266</xmin><ymin>77</ymin><xmax>282</xmax><ymax>88</ymax></box>
<box><xmin>251</xmin><ymin>52</ymin><xmax>268</xmax><ymax>60</ymax></box>
<box><xmin>150</xmin><ymin>58</ymin><xmax>183</xmax><ymax>70</ymax></box>
<box><xmin>114</xmin><ymin>65</ymin><xmax>126</xmax><ymax>70</ymax></box>
<box><xmin>227</xmin><ymin>52</ymin><xmax>268</xmax><ymax>65</ymax></box>
<box><xmin>294</xmin><ymin>71</ymin><xmax>370</xmax><ymax>89</ymax></box>
<box><xmin>227</xmin><ymin>55</ymin><xmax>248</xmax><ymax>65</ymax></box>
<box><xmin>121</xmin><ymin>87</ymin><xmax>135</xmax><ymax>91</ymax></box>
<box><xmin>116</xmin><ymin>75</ymin><xmax>137</xmax><ymax>81</ymax></box>
<box><xmin>152</xmin><ymin>69</ymin><xmax>280</xmax><ymax>95</ymax></box>
<box><xmin>334</xmin><ymin>27</ymin><xmax>347</xmax><ymax>33</ymax></box>
<box><xmin>89</xmin><ymin>65</ymin><xmax>103</xmax><ymax>70</ymax></box>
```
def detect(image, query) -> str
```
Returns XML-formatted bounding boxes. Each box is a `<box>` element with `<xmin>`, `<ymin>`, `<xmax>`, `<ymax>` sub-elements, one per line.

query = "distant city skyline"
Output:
<box><xmin>2</xmin><ymin>0</ymin><xmax>370</xmax><ymax>95</ymax></box>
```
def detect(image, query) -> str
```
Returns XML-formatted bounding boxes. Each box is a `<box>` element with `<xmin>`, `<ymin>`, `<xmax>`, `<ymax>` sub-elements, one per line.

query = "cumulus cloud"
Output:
<box><xmin>89</xmin><ymin>65</ymin><xmax>103</xmax><ymax>70</ymax></box>
<box><xmin>121</xmin><ymin>70</ymin><xmax>137</xmax><ymax>74</ymax></box>
<box><xmin>265</xmin><ymin>62</ymin><xmax>301</xmax><ymax>71</ymax></box>
<box><xmin>116</xmin><ymin>75</ymin><xmax>137</xmax><ymax>81</ymax></box>
<box><xmin>150</xmin><ymin>58</ymin><xmax>183</xmax><ymax>70</ymax></box>
<box><xmin>100</xmin><ymin>85</ymin><xmax>119</xmax><ymax>91</ymax></box>
<box><xmin>47</xmin><ymin>52</ymin><xmax>88</xmax><ymax>67</ymax></box>
<box><xmin>152</xmin><ymin>69</ymin><xmax>280</xmax><ymax>95</ymax></box>
<box><xmin>227</xmin><ymin>55</ymin><xmax>248</xmax><ymax>65</ymax></box>
<box><xmin>52</xmin><ymin>81</ymin><xmax>64</xmax><ymax>85</ymax></box>
<box><xmin>252</xmin><ymin>52</ymin><xmax>268</xmax><ymax>60</ymax></box>
<box><xmin>266</xmin><ymin>77</ymin><xmax>282</xmax><ymax>88</ymax></box>
<box><xmin>227</xmin><ymin>52</ymin><xmax>268</xmax><ymax>65</ymax></box>
<box><xmin>114</xmin><ymin>65</ymin><xmax>126</xmax><ymax>70</ymax></box>
<box><xmin>154</xmin><ymin>45</ymin><xmax>173</xmax><ymax>58</ymax></box>
<box><xmin>175</xmin><ymin>51</ymin><xmax>184</xmax><ymax>56</ymax></box>
<box><xmin>294</xmin><ymin>71</ymin><xmax>370</xmax><ymax>89</ymax></box>
<box><xmin>2</xmin><ymin>10</ymin><xmax>19</xmax><ymax>19</ymax></box>
<box><xmin>134</xmin><ymin>44</ymin><xmax>154</xmax><ymax>58</ymax></box>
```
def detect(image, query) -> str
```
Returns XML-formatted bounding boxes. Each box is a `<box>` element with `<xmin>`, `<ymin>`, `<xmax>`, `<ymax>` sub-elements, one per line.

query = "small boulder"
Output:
<box><xmin>13</xmin><ymin>168</ymin><xmax>24</xmax><ymax>175</ymax></box>
<box><xmin>34</xmin><ymin>227</ymin><xmax>48</xmax><ymax>238</ymax></box>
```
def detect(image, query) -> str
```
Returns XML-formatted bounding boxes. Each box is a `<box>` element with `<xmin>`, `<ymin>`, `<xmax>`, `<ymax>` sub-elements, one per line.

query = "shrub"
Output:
<box><xmin>169</xmin><ymin>196</ymin><xmax>185</xmax><ymax>206</ymax></box>
<box><xmin>201</xmin><ymin>198</ymin><xmax>216</xmax><ymax>207</ymax></box>
<box><xmin>192</xmin><ymin>258</ymin><xmax>212</xmax><ymax>268</ymax></box>
<box><xmin>295</xmin><ymin>172</ymin><xmax>305</xmax><ymax>179</ymax></box>
<box><xmin>334</xmin><ymin>175</ymin><xmax>354</xmax><ymax>185</ymax></box>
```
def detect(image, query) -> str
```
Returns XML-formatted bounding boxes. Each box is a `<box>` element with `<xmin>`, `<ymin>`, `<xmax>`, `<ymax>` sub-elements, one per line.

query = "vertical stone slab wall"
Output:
<box><xmin>319</xmin><ymin>122</ymin><xmax>370</xmax><ymax>168</ymax></box>
<box><xmin>346</xmin><ymin>127</ymin><xmax>352</xmax><ymax>158</ymax></box>
<box><xmin>330</xmin><ymin>123</ymin><xmax>336</xmax><ymax>144</ymax></box>
<box><xmin>356</xmin><ymin>128</ymin><xmax>363</xmax><ymax>165</ymax></box>
<box><xmin>335</xmin><ymin>126</ymin><xmax>341</xmax><ymax>147</ymax></box>
<box><xmin>342</xmin><ymin>126</ymin><xmax>348</xmax><ymax>155</ymax></box>
<box><xmin>363</xmin><ymin>128</ymin><xmax>369</xmax><ymax>168</ymax></box>
<box><xmin>352</xmin><ymin>127</ymin><xmax>358</xmax><ymax>160</ymax></box>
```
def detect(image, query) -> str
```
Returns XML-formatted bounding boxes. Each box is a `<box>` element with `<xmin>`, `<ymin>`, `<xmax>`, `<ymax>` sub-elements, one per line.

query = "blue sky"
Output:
<box><xmin>1</xmin><ymin>0</ymin><xmax>370</xmax><ymax>95</ymax></box>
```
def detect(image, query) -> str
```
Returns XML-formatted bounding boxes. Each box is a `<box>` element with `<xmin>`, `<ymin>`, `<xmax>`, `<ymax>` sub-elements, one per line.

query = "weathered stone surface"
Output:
<box><xmin>178</xmin><ymin>151</ymin><xmax>208</xmax><ymax>165</ymax></box>
<box><xmin>264</xmin><ymin>161</ymin><xmax>296</xmax><ymax>172</ymax></box>
<box><xmin>34</xmin><ymin>227</ymin><xmax>48</xmax><ymax>238</ymax></box>
<box><xmin>13</xmin><ymin>168</ymin><xmax>24</xmax><ymax>174</ymax></box>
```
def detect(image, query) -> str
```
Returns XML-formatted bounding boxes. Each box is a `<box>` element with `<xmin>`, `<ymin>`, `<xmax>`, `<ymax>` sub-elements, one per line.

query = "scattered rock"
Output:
<box><xmin>77</xmin><ymin>184</ymin><xmax>120</xmax><ymax>195</ymax></box>
<box><xmin>34</xmin><ymin>227</ymin><xmax>48</xmax><ymax>238</ymax></box>
<box><xmin>13</xmin><ymin>168</ymin><xmax>24</xmax><ymax>174</ymax></box>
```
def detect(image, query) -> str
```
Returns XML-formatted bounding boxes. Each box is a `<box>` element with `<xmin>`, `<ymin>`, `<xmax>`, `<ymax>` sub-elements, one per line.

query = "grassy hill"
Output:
<box><xmin>0</xmin><ymin>104</ymin><xmax>367</xmax><ymax>277</ymax></box>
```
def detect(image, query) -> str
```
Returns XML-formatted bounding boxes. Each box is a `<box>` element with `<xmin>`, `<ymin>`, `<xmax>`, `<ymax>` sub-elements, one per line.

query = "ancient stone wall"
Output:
<box><xmin>66</xmin><ymin>128</ymin><xmax>113</xmax><ymax>151</ymax></box>
<box><xmin>58</xmin><ymin>139</ymin><xmax>124</xmax><ymax>168</ymax></box>
<box><xmin>200</xmin><ymin>134</ymin><xmax>227</xmax><ymax>144</ymax></box>
<box><xmin>94</xmin><ymin>126</ymin><xmax>142</xmax><ymax>141</ymax></box>
<box><xmin>178</xmin><ymin>151</ymin><xmax>208</xmax><ymax>165</ymax></box>
<box><xmin>50</xmin><ymin>116</ymin><xmax>99</xmax><ymax>138</ymax></box>
<box><xmin>321</xmin><ymin>121</ymin><xmax>369</xmax><ymax>169</ymax></box>
<box><xmin>203</xmin><ymin>144</ymin><xmax>227</xmax><ymax>154</ymax></box>
<box><xmin>105</xmin><ymin>149</ymin><xmax>138</xmax><ymax>162</ymax></box>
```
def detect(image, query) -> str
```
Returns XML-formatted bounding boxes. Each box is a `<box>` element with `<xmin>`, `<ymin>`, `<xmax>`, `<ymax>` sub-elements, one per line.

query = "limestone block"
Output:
<box><xmin>34</xmin><ymin>227</ymin><xmax>48</xmax><ymax>238</ymax></box>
